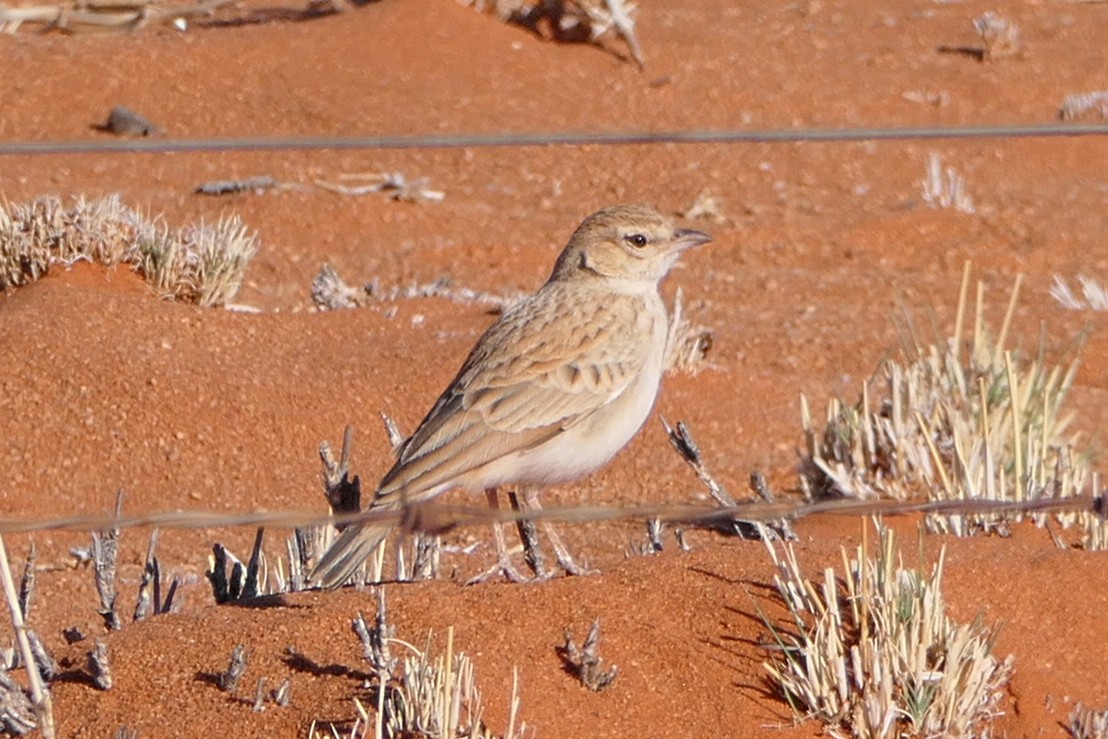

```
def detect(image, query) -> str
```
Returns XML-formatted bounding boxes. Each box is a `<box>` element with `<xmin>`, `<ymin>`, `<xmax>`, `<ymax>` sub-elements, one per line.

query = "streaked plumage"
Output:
<box><xmin>312</xmin><ymin>204</ymin><xmax>711</xmax><ymax>588</ymax></box>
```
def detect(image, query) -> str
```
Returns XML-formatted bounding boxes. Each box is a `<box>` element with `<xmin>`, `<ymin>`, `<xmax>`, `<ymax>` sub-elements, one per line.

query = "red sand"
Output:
<box><xmin>1</xmin><ymin>1</ymin><xmax>1107</xmax><ymax>736</ymax></box>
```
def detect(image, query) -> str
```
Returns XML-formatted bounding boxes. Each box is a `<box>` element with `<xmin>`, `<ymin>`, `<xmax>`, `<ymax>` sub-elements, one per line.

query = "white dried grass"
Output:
<box><xmin>313</xmin><ymin>626</ymin><xmax>526</xmax><ymax>739</ymax></box>
<box><xmin>0</xmin><ymin>195</ymin><xmax>257</xmax><ymax>307</ymax></box>
<box><xmin>974</xmin><ymin>11</ymin><xmax>1020</xmax><ymax>61</ymax></box>
<box><xmin>802</xmin><ymin>265</ymin><xmax>1100</xmax><ymax>542</ymax></box>
<box><xmin>762</xmin><ymin>527</ymin><xmax>1013</xmax><ymax>738</ymax></box>
<box><xmin>1051</xmin><ymin>274</ymin><xmax>1108</xmax><ymax>311</ymax></box>
<box><xmin>1061</xmin><ymin>92</ymin><xmax>1108</xmax><ymax>122</ymax></box>
<box><xmin>1071</xmin><ymin>702</ymin><xmax>1108</xmax><ymax>739</ymax></box>
<box><xmin>921</xmin><ymin>153</ymin><xmax>975</xmax><ymax>214</ymax></box>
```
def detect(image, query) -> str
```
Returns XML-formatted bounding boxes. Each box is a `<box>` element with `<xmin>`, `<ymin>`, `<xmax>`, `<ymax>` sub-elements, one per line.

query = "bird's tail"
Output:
<box><xmin>310</xmin><ymin>521</ymin><xmax>392</xmax><ymax>590</ymax></box>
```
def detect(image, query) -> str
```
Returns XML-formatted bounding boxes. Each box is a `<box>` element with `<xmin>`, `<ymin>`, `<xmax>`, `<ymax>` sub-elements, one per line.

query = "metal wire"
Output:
<box><xmin>1</xmin><ymin>123</ymin><xmax>1106</xmax><ymax>157</ymax></box>
<box><xmin>0</xmin><ymin>494</ymin><xmax>1099</xmax><ymax>536</ymax></box>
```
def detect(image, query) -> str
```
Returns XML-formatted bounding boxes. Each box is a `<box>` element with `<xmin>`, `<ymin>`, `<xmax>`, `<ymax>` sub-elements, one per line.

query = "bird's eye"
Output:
<box><xmin>624</xmin><ymin>233</ymin><xmax>648</xmax><ymax>248</ymax></box>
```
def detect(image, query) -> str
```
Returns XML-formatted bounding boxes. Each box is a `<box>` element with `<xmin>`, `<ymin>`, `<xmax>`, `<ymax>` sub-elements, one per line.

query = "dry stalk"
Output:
<box><xmin>88</xmin><ymin>639</ymin><xmax>112</xmax><ymax>691</ymax></box>
<box><xmin>218</xmin><ymin>644</ymin><xmax>248</xmax><ymax>693</ymax></box>
<box><xmin>1051</xmin><ymin>274</ymin><xmax>1108</xmax><ymax>311</ymax></box>
<box><xmin>920</xmin><ymin>153</ymin><xmax>975</xmax><ymax>213</ymax></box>
<box><xmin>559</xmin><ymin>619</ymin><xmax>617</xmax><ymax>692</ymax></box>
<box><xmin>0</xmin><ymin>534</ymin><xmax>54</xmax><ymax>738</ymax></box>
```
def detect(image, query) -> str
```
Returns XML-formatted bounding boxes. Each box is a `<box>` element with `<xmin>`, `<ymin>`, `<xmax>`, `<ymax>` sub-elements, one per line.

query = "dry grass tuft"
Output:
<box><xmin>801</xmin><ymin>265</ymin><xmax>1103</xmax><ymax>543</ymax></box>
<box><xmin>465</xmin><ymin>0</ymin><xmax>644</xmax><ymax>68</ymax></box>
<box><xmin>317</xmin><ymin>590</ymin><xmax>526</xmax><ymax>739</ymax></box>
<box><xmin>664</xmin><ymin>287</ymin><xmax>714</xmax><ymax>375</ymax></box>
<box><xmin>762</xmin><ymin>527</ymin><xmax>1012</xmax><ymax>738</ymax></box>
<box><xmin>0</xmin><ymin>195</ymin><xmax>257</xmax><ymax>307</ymax></box>
<box><xmin>1051</xmin><ymin>274</ymin><xmax>1108</xmax><ymax>311</ymax></box>
<box><xmin>1061</xmin><ymin>92</ymin><xmax>1108</xmax><ymax>122</ymax></box>
<box><xmin>974</xmin><ymin>11</ymin><xmax>1020</xmax><ymax>61</ymax></box>
<box><xmin>920</xmin><ymin>153</ymin><xmax>974</xmax><ymax>214</ymax></box>
<box><xmin>1071</xmin><ymin>702</ymin><xmax>1108</xmax><ymax>739</ymax></box>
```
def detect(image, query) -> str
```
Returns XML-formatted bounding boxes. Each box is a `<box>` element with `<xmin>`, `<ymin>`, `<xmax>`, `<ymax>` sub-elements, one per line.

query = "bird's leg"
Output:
<box><xmin>521</xmin><ymin>488</ymin><xmax>599</xmax><ymax>577</ymax></box>
<box><xmin>467</xmin><ymin>488</ymin><xmax>529</xmax><ymax>584</ymax></box>
<box><xmin>508</xmin><ymin>490</ymin><xmax>550</xmax><ymax>579</ymax></box>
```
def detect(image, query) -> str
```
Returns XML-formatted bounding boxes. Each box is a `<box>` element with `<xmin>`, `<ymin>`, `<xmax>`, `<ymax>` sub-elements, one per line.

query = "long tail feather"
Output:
<box><xmin>310</xmin><ymin>522</ymin><xmax>391</xmax><ymax>590</ymax></box>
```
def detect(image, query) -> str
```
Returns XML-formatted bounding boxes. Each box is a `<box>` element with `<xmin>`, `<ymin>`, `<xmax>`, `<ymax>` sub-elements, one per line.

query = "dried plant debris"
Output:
<box><xmin>0</xmin><ymin>0</ymin><xmax>234</xmax><ymax>33</ymax></box>
<box><xmin>91</xmin><ymin>492</ymin><xmax>124</xmax><ymax>632</ymax></box>
<box><xmin>663</xmin><ymin>418</ymin><xmax>795</xmax><ymax>541</ymax></box>
<box><xmin>800</xmin><ymin>265</ymin><xmax>1103</xmax><ymax>543</ymax></box>
<box><xmin>196</xmin><ymin>176</ymin><xmax>281</xmax><ymax>196</ymax></box>
<box><xmin>311</xmin><ymin>263</ymin><xmax>374</xmax><ymax>311</ymax></box>
<box><xmin>207</xmin><ymin>529</ymin><xmax>266</xmax><ymax>603</ymax></box>
<box><xmin>17</xmin><ymin>544</ymin><xmax>35</xmax><ymax>623</ymax></box>
<box><xmin>133</xmin><ymin>529</ymin><xmax>180</xmax><ymax>622</ymax></box>
<box><xmin>336</xmin><ymin>592</ymin><xmax>525</xmax><ymax>739</ymax></box>
<box><xmin>0</xmin><ymin>666</ymin><xmax>36</xmax><ymax>735</ymax></box>
<box><xmin>88</xmin><ymin>640</ymin><xmax>113</xmax><ymax>691</ymax></box>
<box><xmin>762</xmin><ymin>527</ymin><xmax>1012</xmax><ymax>737</ymax></box>
<box><xmin>97</xmin><ymin>106</ymin><xmax>160</xmax><ymax>137</ymax></box>
<box><xmin>469</xmin><ymin>0</ymin><xmax>644</xmax><ymax>68</ymax></box>
<box><xmin>679</xmin><ymin>191</ymin><xmax>726</xmax><ymax>224</ymax></box>
<box><xmin>25</xmin><ymin>632</ymin><xmax>57</xmax><ymax>683</ymax></box>
<box><xmin>218</xmin><ymin>644</ymin><xmax>249</xmax><ymax>693</ymax></box>
<box><xmin>920</xmin><ymin>152</ymin><xmax>975</xmax><ymax>214</ymax></box>
<box><xmin>664</xmin><ymin>287</ymin><xmax>714</xmax><ymax>375</ymax></box>
<box><xmin>1071</xmin><ymin>702</ymin><xmax>1108</xmax><ymax>739</ymax></box>
<box><xmin>0</xmin><ymin>195</ymin><xmax>258</xmax><ymax>307</ymax></box>
<box><xmin>974</xmin><ymin>11</ymin><xmax>1021</xmax><ymax>61</ymax></box>
<box><xmin>1052</xmin><ymin>274</ymin><xmax>1108</xmax><ymax>311</ymax></box>
<box><xmin>1061</xmin><ymin>91</ymin><xmax>1108</xmax><ymax>122</ymax></box>
<box><xmin>560</xmin><ymin>619</ymin><xmax>617</xmax><ymax>692</ymax></box>
<box><xmin>311</xmin><ymin>263</ymin><xmax>518</xmax><ymax>313</ymax></box>
<box><xmin>316</xmin><ymin>171</ymin><xmax>444</xmax><ymax>203</ymax></box>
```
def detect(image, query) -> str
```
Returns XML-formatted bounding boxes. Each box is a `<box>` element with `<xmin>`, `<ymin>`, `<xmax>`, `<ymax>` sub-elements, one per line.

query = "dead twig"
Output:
<box><xmin>559</xmin><ymin>619</ymin><xmax>617</xmax><ymax>692</ymax></box>
<box><xmin>0</xmin><ymin>534</ymin><xmax>54</xmax><ymax>737</ymax></box>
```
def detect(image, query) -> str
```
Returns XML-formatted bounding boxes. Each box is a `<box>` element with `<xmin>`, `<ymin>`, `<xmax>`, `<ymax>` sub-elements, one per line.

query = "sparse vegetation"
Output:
<box><xmin>0</xmin><ymin>195</ymin><xmax>257</xmax><ymax>307</ymax></box>
<box><xmin>1071</xmin><ymin>702</ymin><xmax>1108</xmax><ymax>739</ymax></box>
<box><xmin>1061</xmin><ymin>92</ymin><xmax>1108</xmax><ymax>122</ymax></box>
<box><xmin>920</xmin><ymin>153</ymin><xmax>974</xmax><ymax>214</ymax></box>
<box><xmin>1052</xmin><ymin>274</ymin><xmax>1108</xmax><ymax>311</ymax></box>
<box><xmin>318</xmin><ymin>589</ymin><xmax>526</xmax><ymax>739</ymax></box>
<box><xmin>761</xmin><ymin>527</ymin><xmax>1012</xmax><ymax>738</ymax></box>
<box><xmin>974</xmin><ymin>11</ymin><xmax>1020</xmax><ymax>61</ymax></box>
<box><xmin>801</xmin><ymin>266</ymin><xmax>1103</xmax><ymax>543</ymax></box>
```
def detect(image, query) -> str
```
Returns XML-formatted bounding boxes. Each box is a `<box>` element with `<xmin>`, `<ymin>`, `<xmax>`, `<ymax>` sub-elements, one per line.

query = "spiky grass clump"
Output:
<box><xmin>315</xmin><ymin>601</ymin><xmax>526</xmax><ymax>739</ymax></box>
<box><xmin>762</xmin><ymin>528</ymin><xmax>1012</xmax><ymax>738</ymax></box>
<box><xmin>802</xmin><ymin>267</ymin><xmax>1098</xmax><ymax>540</ymax></box>
<box><xmin>0</xmin><ymin>195</ymin><xmax>257</xmax><ymax>307</ymax></box>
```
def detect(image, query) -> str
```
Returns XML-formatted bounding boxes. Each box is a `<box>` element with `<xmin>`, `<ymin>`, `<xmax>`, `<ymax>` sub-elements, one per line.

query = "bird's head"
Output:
<box><xmin>550</xmin><ymin>204</ymin><xmax>712</xmax><ymax>285</ymax></box>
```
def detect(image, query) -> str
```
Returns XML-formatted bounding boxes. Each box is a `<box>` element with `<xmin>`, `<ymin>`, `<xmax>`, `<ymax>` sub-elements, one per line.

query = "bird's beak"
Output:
<box><xmin>671</xmin><ymin>228</ymin><xmax>713</xmax><ymax>251</ymax></box>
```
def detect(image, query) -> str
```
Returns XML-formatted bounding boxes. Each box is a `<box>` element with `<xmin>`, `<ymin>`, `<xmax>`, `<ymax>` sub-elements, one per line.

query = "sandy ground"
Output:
<box><xmin>1</xmin><ymin>0</ymin><xmax>1107</xmax><ymax>736</ymax></box>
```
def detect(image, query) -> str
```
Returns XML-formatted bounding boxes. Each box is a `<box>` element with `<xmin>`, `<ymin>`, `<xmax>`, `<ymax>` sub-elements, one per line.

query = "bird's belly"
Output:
<box><xmin>476</xmin><ymin>357</ymin><xmax>664</xmax><ymax>489</ymax></box>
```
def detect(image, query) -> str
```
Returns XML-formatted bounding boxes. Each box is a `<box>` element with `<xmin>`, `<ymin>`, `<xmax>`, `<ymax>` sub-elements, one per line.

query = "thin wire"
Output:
<box><xmin>0</xmin><ymin>494</ymin><xmax>1098</xmax><ymax>536</ymax></box>
<box><xmin>1</xmin><ymin>123</ymin><xmax>1106</xmax><ymax>157</ymax></box>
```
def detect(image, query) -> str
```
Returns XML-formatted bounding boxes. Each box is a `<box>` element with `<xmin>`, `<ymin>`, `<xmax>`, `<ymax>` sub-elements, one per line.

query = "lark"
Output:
<box><xmin>311</xmin><ymin>204</ymin><xmax>711</xmax><ymax>589</ymax></box>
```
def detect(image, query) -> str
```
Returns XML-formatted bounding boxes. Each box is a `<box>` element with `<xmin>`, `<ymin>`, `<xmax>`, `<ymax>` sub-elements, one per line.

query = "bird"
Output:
<box><xmin>311</xmin><ymin>204</ymin><xmax>712</xmax><ymax>589</ymax></box>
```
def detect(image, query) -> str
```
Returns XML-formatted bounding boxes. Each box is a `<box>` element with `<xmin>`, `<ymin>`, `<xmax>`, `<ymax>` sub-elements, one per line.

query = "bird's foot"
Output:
<box><xmin>466</xmin><ymin>548</ymin><xmax>530</xmax><ymax>584</ymax></box>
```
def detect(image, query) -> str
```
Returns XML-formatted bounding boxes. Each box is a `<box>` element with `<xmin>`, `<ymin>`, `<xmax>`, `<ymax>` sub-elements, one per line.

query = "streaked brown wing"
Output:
<box><xmin>375</xmin><ymin>286</ymin><xmax>648</xmax><ymax>502</ymax></box>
